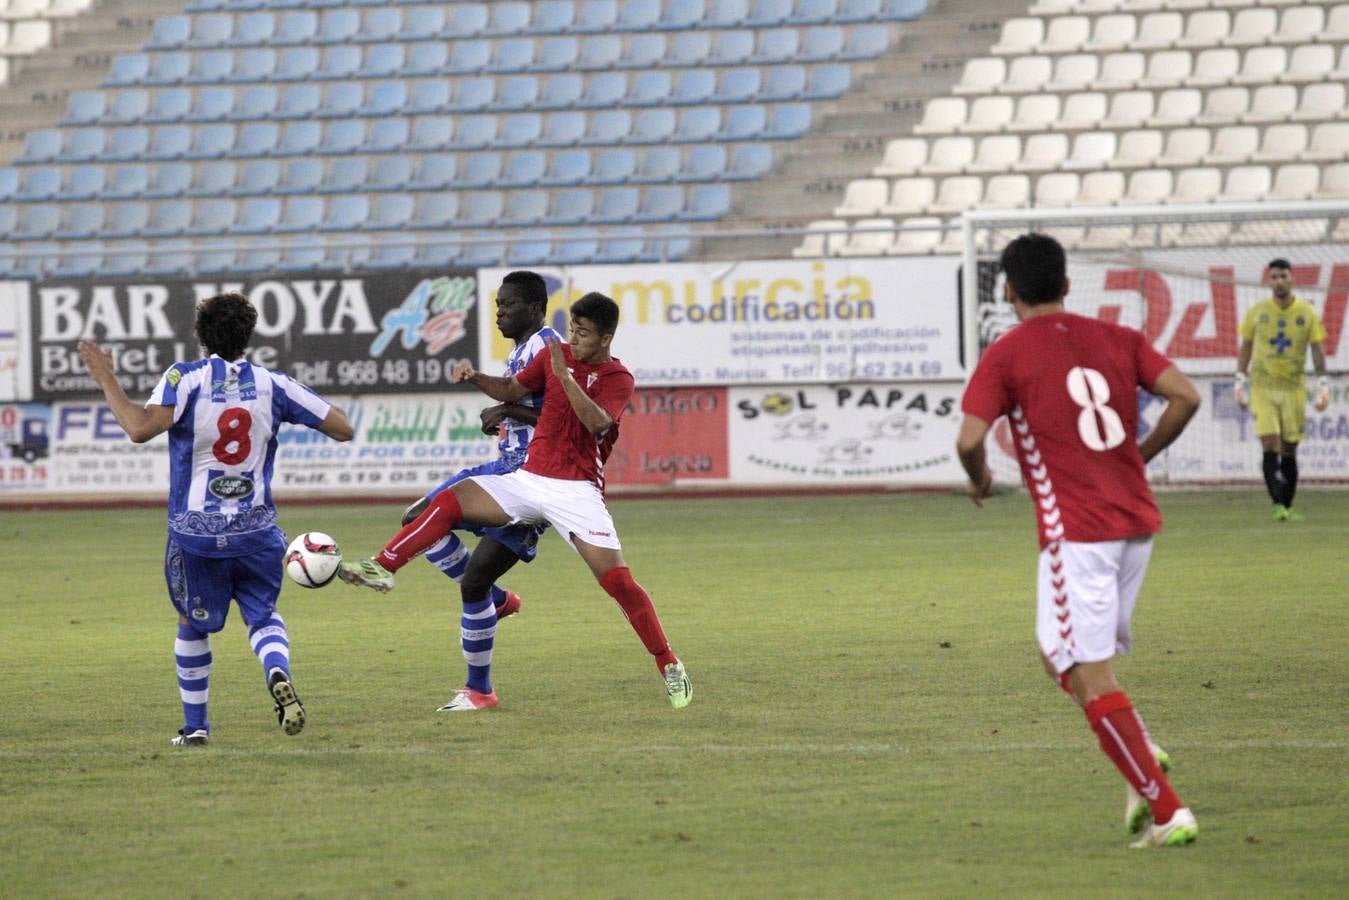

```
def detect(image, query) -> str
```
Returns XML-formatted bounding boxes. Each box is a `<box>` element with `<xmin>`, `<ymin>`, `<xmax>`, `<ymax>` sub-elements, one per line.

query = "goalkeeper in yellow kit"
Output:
<box><xmin>1234</xmin><ymin>259</ymin><xmax>1330</xmax><ymax>521</ymax></box>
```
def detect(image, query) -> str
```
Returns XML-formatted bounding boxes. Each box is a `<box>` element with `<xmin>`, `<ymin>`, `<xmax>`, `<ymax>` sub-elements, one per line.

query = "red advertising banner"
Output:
<box><xmin>605</xmin><ymin>387</ymin><xmax>730</xmax><ymax>486</ymax></box>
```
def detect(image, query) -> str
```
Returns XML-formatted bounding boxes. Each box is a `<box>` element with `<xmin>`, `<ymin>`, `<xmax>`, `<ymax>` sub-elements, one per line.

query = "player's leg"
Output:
<box><xmin>1251</xmin><ymin>388</ymin><xmax>1287</xmax><ymax>517</ymax></box>
<box><xmin>1279</xmin><ymin>389</ymin><xmax>1306</xmax><ymax>516</ymax></box>
<box><xmin>437</xmin><ymin>538</ymin><xmax>521</xmax><ymax>712</ymax></box>
<box><xmin>234</xmin><ymin>544</ymin><xmax>305</xmax><ymax>736</ymax></box>
<box><xmin>174</xmin><ymin>615</ymin><xmax>212</xmax><ymax>746</ymax></box>
<box><xmin>165</xmin><ymin>540</ymin><xmax>228</xmax><ymax>746</ymax></box>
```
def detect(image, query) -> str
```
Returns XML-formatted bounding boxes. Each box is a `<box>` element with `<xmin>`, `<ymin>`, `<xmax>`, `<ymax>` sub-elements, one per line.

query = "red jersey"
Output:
<box><xmin>514</xmin><ymin>343</ymin><xmax>635</xmax><ymax>490</ymax></box>
<box><xmin>961</xmin><ymin>312</ymin><xmax>1173</xmax><ymax>548</ymax></box>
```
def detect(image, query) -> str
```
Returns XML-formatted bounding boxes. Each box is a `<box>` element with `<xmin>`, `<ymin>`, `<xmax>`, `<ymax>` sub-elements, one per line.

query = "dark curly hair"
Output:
<box><xmin>194</xmin><ymin>291</ymin><xmax>257</xmax><ymax>360</ymax></box>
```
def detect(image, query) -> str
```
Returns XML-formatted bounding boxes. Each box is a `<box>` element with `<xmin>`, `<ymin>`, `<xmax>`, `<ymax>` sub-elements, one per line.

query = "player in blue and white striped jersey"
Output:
<box><xmin>391</xmin><ymin>271</ymin><xmax>559</xmax><ymax>712</ymax></box>
<box><xmin>78</xmin><ymin>292</ymin><xmax>353</xmax><ymax>747</ymax></box>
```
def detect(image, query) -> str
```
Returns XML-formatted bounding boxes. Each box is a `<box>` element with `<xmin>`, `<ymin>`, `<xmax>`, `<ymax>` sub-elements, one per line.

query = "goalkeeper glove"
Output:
<box><xmin>1234</xmin><ymin>372</ymin><xmax>1248</xmax><ymax>409</ymax></box>
<box><xmin>1314</xmin><ymin>375</ymin><xmax>1330</xmax><ymax>412</ymax></box>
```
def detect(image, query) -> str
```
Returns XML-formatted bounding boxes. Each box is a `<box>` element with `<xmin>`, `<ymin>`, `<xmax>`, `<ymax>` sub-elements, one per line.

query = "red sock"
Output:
<box><xmin>599</xmin><ymin>566</ymin><xmax>678</xmax><ymax>672</ymax></box>
<box><xmin>376</xmin><ymin>490</ymin><xmax>463</xmax><ymax>572</ymax></box>
<box><xmin>1085</xmin><ymin>691</ymin><xmax>1182</xmax><ymax>824</ymax></box>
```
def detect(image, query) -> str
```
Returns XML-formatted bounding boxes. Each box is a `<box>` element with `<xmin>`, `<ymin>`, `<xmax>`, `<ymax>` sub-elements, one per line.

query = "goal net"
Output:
<box><xmin>960</xmin><ymin>201</ymin><xmax>1349</xmax><ymax>487</ymax></box>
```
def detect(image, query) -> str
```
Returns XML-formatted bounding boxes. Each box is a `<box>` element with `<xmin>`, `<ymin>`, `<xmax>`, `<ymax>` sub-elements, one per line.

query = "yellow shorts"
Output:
<box><xmin>1250</xmin><ymin>382</ymin><xmax>1307</xmax><ymax>442</ymax></box>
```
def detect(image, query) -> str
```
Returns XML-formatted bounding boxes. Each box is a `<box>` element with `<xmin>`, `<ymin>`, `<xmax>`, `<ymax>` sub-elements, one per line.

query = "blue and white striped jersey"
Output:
<box><xmin>496</xmin><ymin>326</ymin><xmax>561</xmax><ymax>465</ymax></box>
<box><xmin>148</xmin><ymin>355</ymin><xmax>331</xmax><ymax>558</ymax></box>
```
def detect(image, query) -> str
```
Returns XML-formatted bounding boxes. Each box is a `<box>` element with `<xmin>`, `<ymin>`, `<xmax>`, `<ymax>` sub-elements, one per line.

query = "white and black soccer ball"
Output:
<box><xmin>284</xmin><ymin>531</ymin><xmax>342</xmax><ymax>588</ymax></box>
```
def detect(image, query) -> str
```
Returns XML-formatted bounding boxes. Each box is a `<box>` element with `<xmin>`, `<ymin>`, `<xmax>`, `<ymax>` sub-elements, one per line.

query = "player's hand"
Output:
<box><xmin>480</xmin><ymin>404</ymin><xmax>507</xmax><ymax>435</ymax></box>
<box><xmin>1314</xmin><ymin>384</ymin><xmax>1330</xmax><ymax>412</ymax></box>
<box><xmin>77</xmin><ymin>339</ymin><xmax>116</xmax><ymax>386</ymax></box>
<box><xmin>966</xmin><ymin>467</ymin><xmax>993</xmax><ymax>508</ymax></box>
<box><xmin>1233</xmin><ymin>372</ymin><xmax>1248</xmax><ymax>409</ymax></box>
<box><xmin>545</xmin><ymin>335</ymin><xmax>570</xmax><ymax>381</ymax></box>
<box><xmin>451</xmin><ymin>362</ymin><xmax>476</xmax><ymax>383</ymax></box>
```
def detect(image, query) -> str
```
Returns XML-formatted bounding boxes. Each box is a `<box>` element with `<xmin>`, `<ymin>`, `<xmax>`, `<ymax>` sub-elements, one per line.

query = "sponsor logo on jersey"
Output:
<box><xmin>166</xmin><ymin>368</ymin><xmax>182</xmax><ymax>388</ymax></box>
<box><xmin>191</xmin><ymin>606</ymin><xmax>209</xmax><ymax>621</ymax></box>
<box><xmin>208</xmin><ymin>473</ymin><xmax>255</xmax><ymax>500</ymax></box>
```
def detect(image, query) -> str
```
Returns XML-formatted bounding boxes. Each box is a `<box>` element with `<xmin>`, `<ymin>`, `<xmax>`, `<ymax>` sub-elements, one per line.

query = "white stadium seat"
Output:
<box><xmin>1177</xmin><ymin>11</ymin><xmax>1230</xmax><ymax>49</ymax></box>
<box><xmin>1322</xmin><ymin>5</ymin><xmax>1349</xmax><ymax>43</ymax></box>
<box><xmin>1290</xmin><ymin>83</ymin><xmax>1346</xmax><ymax>122</ymax></box>
<box><xmin>1243</xmin><ymin>84</ymin><xmax>1299</xmax><ymax>124</ymax></box>
<box><xmin>1015</xmin><ymin>133</ymin><xmax>1069</xmax><ymax>172</ymax></box>
<box><xmin>1188</xmin><ymin>48</ymin><xmax>1240</xmax><ymax>88</ymax></box>
<box><xmin>833</xmin><ymin>178</ymin><xmax>889</xmax><ymax>217</ymax></box>
<box><xmin>1203</xmin><ymin>125</ymin><xmax>1258</xmax><ymax>165</ymax></box>
<box><xmin>1002</xmin><ymin>55</ymin><xmax>1052</xmax><ymax>93</ymax></box>
<box><xmin>838</xmin><ymin>217</ymin><xmax>896</xmax><ymax>256</ymax></box>
<box><xmin>914</xmin><ymin>97</ymin><xmax>965</xmax><ymax>135</ymax></box>
<box><xmin>1222</xmin><ymin>8</ymin><xmax>1276</xmax><ymax>48</ymax></box>
<box><xmin>1195</xmin><ymin>86</ymin><xmax>1249</xmax><ymax>124</ymax></box>
<box><xmin>1334</xmin><ymin>46</ymin><xmax>1349</xmax><ymax>80</ymax></box>
<box><xmin>967</xmin><ymin>135</ymin><xmax>1021</xmax><ymax>174</ymax></box>
<box><xmin>1059</xmin><ymin>91</ymin><xmax>1107</xmax><ymax>129</ymax></box>
<box><xmin>1217</xmin><ymin>165</ymin><xmax>1272</xmax><ymax>202</ymax></box>
<box><xmin>978</xmin><ymin>173</ymin><xmax>1030</xmax><ymax>209</ymax></box>
<box><xmin>1121</xmin><ymin>168</ymin><xmax>1173</xmax><ymax>205</ymax></box>
<box><xmin>887</xmin><ymin>217</ymin><xmax>944</xmax><ymax>256</ymax></box>
<box><xmin>1074</xmin><ymin>170</ymin><xmax>1125</xmax><ymax>206</ymax></box>
<box><xmin>1085</xmin><ymin>14</ymin><xmax>1138</xmax><ymax>53</ymax></box>
<box><xmin>1233</xmin><ymin>47</ymin><xmax>1286</xmax><ymax>86</ymax></box>
<box><xmin>1041</xmin><ymin>16</ymin><xmax>1090</xmax><ymax>54</ymax></box>
<box><xmin>793</xmin><ymin>219</ymin><xmax>849</xmax><ymax>257</ymax></box>
<box><xmin>1315</xmin><ymin>163</ymin><xmax>1349</xmax><ymax>199</ymax></box>
<box><xmin>1138</xmin><ymin>50</ymin><xmax>1192</xmax><ymax>89</ymax></box>
<box><xmin>875</xmin><ymin>138</ymin><xmax>927</xmax><ymax>176</ymax></box>
<box><xmin>1110</xmin><ymin>129</ymin><xmax>1165</xmax><ymax>169</ymax></box>
<box><xmin>1131</xmin><ymin>12</ymin><xmax>1183</xmax><ymax>51</ymax></box>
<box><xmin>1102</xmin><ymin>90</ymin><xmax>1155</xmax><ymax>129</ymax></box>
<box><xmin>881</xmin><ymin>177</ymin><xmax>937</xmax><ymax>215</ymax></box>
<box><xmin>1171</xmin><ymin>167</ymin><xmax>1222</xmax><ymax>204</ymax></box>
<box><xmin>1045</xmin><ymin>54</ymin><xmax>1099</xmax><ymax>92</ymax></box>
<box><xmin>1283</xmin><ymin>45</ymin><xmax>1334</xmax><ymax>85</ymax></box>
<box><xmin>918</xmin><ymin>135</ymin><xmax>973</xmax><ymax>174</ymax></box>
<box><xmin>992</xmin><ymin>18</ymin><xmax>1044</xmax><ymax>56</ymax></box>
<box><xmin>1007</xmin><ymin>94</ymin><xmax>1060</xmax><ymax>133</ymax></box>
<box><xmin>1149</xmin><ymin>88</ymin><xmax>1201</xmax><ymax>127</ymax></box>
<box><xmin>1301</xmin><ymin>123</ymin><xmax>1349</xmax><ymax>162</ymax></box>
<box><xmin>1269</xmin><ymin>164</ymin><xmax>1320</xmax><ymax>200</ymax></box>
<box><xmin>959</xmin><ymin>95</ymin><xmax>1014</xmax><ymax>133</ymax></box>
<box><xmin>1156</xmin><ymin>127</ymin><xmax>1211</xmax><ymax>166</ymax></box>
<box><xmin>1272</xmin><ymin>7</ymin><xmax>1324</xmax><ymax>46</ymax></box>
<box><xmin>1097</xmin><ymin>52</ymin><xmax>1146</xmax><ymax>90</ymax></box>
<box><xmin>954</xmin><ymin>57</ymin><xmax>1004</xmax><ymax>95</ymax></box>
<box><xmin>1252</xmin><ymin>124</ymin><xmax>1308</xmax><ymax>163</ymax></box>
<box><xmin>1034</xmin><ymin>172</ymin><xmax>1080</xmax><ymax>207</ymax></box>
<box><xmin>1063</xmin><ymin>131</ymin><xmax>1116</xmax><ymax>170</ymax></box>
<box><xmin>928</xmin><ymin>176</ymin><xmax>983</xmax><ymax>215</ymax></box>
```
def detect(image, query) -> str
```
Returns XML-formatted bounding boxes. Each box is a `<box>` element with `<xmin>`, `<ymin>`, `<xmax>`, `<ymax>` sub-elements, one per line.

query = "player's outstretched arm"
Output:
<box><xmin>955</xmin><ymin>414</ymin><xmax>995</xmax><ymax>507</ymax></box>
<box><xmin>546</xmin><ymin>337</ymin><xmax>614</xmax><ymax>435</ymax></box>
<box><xmin>452</xmin><ymin>362</ymin><xmax>528</xmax><ymax>403</ymax></box>
<box><xmin>76</xmin><ymin>340</ymin><xmax>173</xmax><ymax>443</ymax></box>
<box><xmin>1234</xmin><ymin>339</ymin><xmax>1253</xmax><ymax>408</ymax></box>
<box><xmin>1139</xmin><ymin>366</ymin><xmax>1201</xmax><ymax>464</ymax></box>
<box><xmin>1311</xmin><ymin>343</ymin><xmax>1330</xmax><ymax>412</ymax></box>
<box><xmin>318</xmin><ymin>406</ymin><xmax>355</xmax><ymax>442</ymax></box>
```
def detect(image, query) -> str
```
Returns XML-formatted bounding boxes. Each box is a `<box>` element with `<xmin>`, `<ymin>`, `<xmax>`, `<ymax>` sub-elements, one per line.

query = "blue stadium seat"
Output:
<box><xmin>408</xmin><ymin>80</ymin><xmax>451</xmax><ymax>114</ymax></box>
<box><xmin>317</xmin><ymin>46</ymin><xmax>361</xmax><ymax>80</ymax></box>
<box><xmin>537</xmin><ymin>37</ymin><xmax>583</xmax><ymax>73</ymax></box>
<box><xmin>450</xmin><ymin>115</ymin><xmax>498</xmax><ymax>150</ymax></box>
<box><xmin>630</xmin><ymin>108</ymin><xmax>676</xmax><ymax>144</ymax></box>
<box><xmin>188</xmin><ymin>14</ymin><xmax>233</xmax><ymax>49</ymax></box>
<box><xmin>460</xmin><ymin>152</ymin><xmax>503</xmax><ymax>187</ymax></box>
<box><xmin>19</xmin><ymin>129</ymin><xmax>62</xmax><ymax>163</ymax></box>
<box><xmin>714</xmin><ymin>68</ymin><xmax>760</xmax><ymax>104</ymax></box>
<box><xmin>623</xmin><ymin>34</ymin><xmax>666</xmax><ymax>70</ymax></box>
<box><xmin>578</xmin><ymin>35</ymin><xmax>622</xmax><ymax>70</ymax></box>
<box><xmin>717</xmin><ymin>105</ymin><xmax>766</xmax><ymax>141</ymax></box>
<box><xmin>661</xmin><ymin>0</ymin><xmax>706</xmax><ymax>29</ymax></box>
<box><xmin>502</xmin><ymin>190</ymin><xmax>549</xmax><ymax>226</ymax></box>
<box><xmin>555</xmin><ymin>228</ymin><xmax>599</xmax><ymax>263</ymax></box>
<box><xmin>231</xmin><ymin>12</ymin><xmax>275</xmax><ymax>46</ymax></box>
<box><xmin>276</xmin><ymin>120</ymin><xmax>321</xmax><ymax>156</ymax></box>
<box><xmin>0</xmin><ymin>168</ymin><xmax>16</xmax><ymax>202</ymax></box>
<box><xmin>363</xmin><ymin>8</ymin><xmax>402</xmax><ymax>43</ymax></box>
<box><xmin>279</xmin><ymin>158</ymin><xmax>323</xmax><ymax>194</ymax></box>
<box><xmin>542</xmin><ymin>149</ymin><xmax>590</xmax><ymax>185</ymax></box>
<box><xmin>488</xmin><ymin>1</ymin><xmax>531</xmax><ymax>35</ymax></box>
<box><xmin>686</xmin><ymin>184</ymin><xmax>732</xmax><ymax>220</ymax></box>
<box><xmin>596</xmin><ymin>228</ymin><xmax>644</xmax><ymax>262</ymax></box>
<box><xmin>106</xmin><ymin>53</ymin><xmax>150</xmax><ymax>87</ymax></box>
<box><xmin>241</xmin><ymin>121</ymin><xmax>282</xmax><ymax>155</ymax></box>
<box><xmin>675</xmin><ymin>107</ymin><xmax>721</xmax><ymax>142</ymax></box>
<box><xmin>231</xmin><ymin>49</ymin><xmax>276</xmax><ymax>82</ymax></box>
<box><xmin>447</xmin><ymin>3</ymin><xmax>489</xmax><ymax>38</ymax></box>
<box><xmin>320</xmin><ymin>156</ymin><xmax>366</xmax><ymax>194</ymax></box>
<box><xmin>674</xmin><ymin>70</ymin><xmax>716</xmax><ymax>105</ymax></box>
<box><xmin>804</xmin><ymin>64</ymin><xmax>851</xmax><ymax>99</ymax></box>
<box><xmin>17</xmin><ymin>167</ymin><xmax>62</xmax><ymax>201</ymax></box>
<box><xmin>148</xmin><ymin>125</ymin><xmax>191</xmax><ymax>160</ymax></box>
<box><xmin>144</xmin><ymin>162</ymin><xmax>191</xmax><ymax>198</ymax></box>
<box><xmin>238</xmin><ymin>198</ymin><xmax>282</xmax><ymax>234</ymax></box>
<box><xmin>633</xmin><ymin>185</ymin><xmax>685</xmax><ymax>223</ymax></box>
<box><xmin>581</xmin><ymin>72</ymin><xmax>626</xmax><ymax>108</ymax></box>
<box><xmin>281</xmin><ymin>235</ymin><xmax>328</xmax><ymax>271</ymax></box>
<box><xmin>362</xmin><ymin>119</ymin><xmax>409</xmax><ymax>154</ymax></box>
<box><xmin>618</xmin><ymin>0</ymin><xmax>660</xmax><ymax>31</ymax></box>
<box><xmin>234</xmin><ymin>85</ymin><xmax>277</xmax><ymax>120</ymax></box>
<box><xmin>368</xmin><ymin>156</ymin><xmax>410</xmax><ymax>191</ymax></box>
<box><xmin>501</xmin><ymin>151</ymin><xmax>547</xmax><ymax>187</ymax></box>
<box><xmin>841</xmin><ymin>25</ymin><xmax>889</xmax><ymax>59</ymax></box>
<box><xmin>232</xmin><ymin>237</ymin><xmax>280</xmax><ymax>272</ymax></box>
<box><xmin>460</xmin><ymin>191</ymin><xmax>505</xmax><ymax>226</ymax></box>
<box><xmin>189</xmin><ymin>160</ymin><xmax>236</xmax><ymax>196</ymax></box>
<box><xmin>448</xmin><ymin>41</ymin><xmax>491</xmax><ymax>74</ymax></box>
<box><xmin>67</xmin><ymin>166</ymin><xmax>106</xmax><ymax>199</ymax></box>
<box><xmin>318</xmin><ymin>9</ymin><xmax>359</xmax><ymax>44</ymax></box>
<box><xmin>59</xmin><ymin>128</ymin><xmax>107</xmax><ymax>163</ymax></box>
<box><xmin>644</xmin><ymin>225</ymin><xmax>693</xmax><ymax>261</ymax></box>
<box><xmin>591</xmin><ymin>148</ymin><xmax>637</xmax><ymax>184</ymax></box>
<box><xmin>279</xmin><ymin>196</ymin><xmax>326</xmax><ymax>232</ymax></box>
<box><xmin>406</xmin><ymin>41</ymin><xmax>449</xmax><ymax>76</ymax></box>
<box><xmin>576</xmin><ymin>0</ymin><xmax>618</xmax><ymax>33</ymax></box>
<box><xmin>408</xmin><ymin>154</ymin><xmax>456</xmax><ymax>190</ymax></box>
<box><xmin>188</xmin><ymin>123</ymin><xmax>235</xmax><ymax>159</ymax></box>
<box><xmin>194</xmin><ymin>245</ymin><xmax>236</xmax><ymax>273</ymax></box>
<box><xmin>530</xmin><ymin>1</ymin><xmax>575</xmax><ymax>35</ymax></box>
<box><xmin>143</xmin><ymin>200</ymin><xmax>191</xmax><ymax>237</ymax></box>
<box><xmin>106</xmin><ymin>165</ymin><xmax>150</xmax><ymax>199</ymax></box>
<box><xmin>450</xmin><ymin>77</ymin><xmax>495</xmax><ymax>112</ymax></box>
<box><xmin>550</xmin><ymin>188</ymin><xmax>595</xmax><ymax>223</ymax></box>
<box><xmin>366</xmin><ymin>195</ymin><xmax>413</xmax><ymax>230</ymax></box>
<box><xmin>56</xmin><ymin>242</ymin><xmax>104</xmax><ymax>277</ymax></box>
<box><xmin>765</xmin><ymin>103</ymin><xmax>812</xmax><ymax>139</ymax></box>
<box><xmin>102</xmin><ymin>240</ymin><xmax>150</xmax><ymax>275</ymax></box>
<box><xmin>633</xmin><ymin>146</ymin><xmax>680</xmax><ymax>183</ymax></box>
<box><xmin>319</xmin><ymin>120</ymin><xmax>363</xmax><ymax>155</ymax></box>
<box><xmin>629</xmin><ymin>71</ymin><xmax>672</xmax><ymax>107</ymax></box>
<box><xmin>541</xmin><ymin>111</ymin><xmax>587</xmax><ymax>146</ymax></box>
<box><xmin>493</xmin><ymin>76</ymin><xmax>540</xmax><ymax>112</ymax></box>
<box><xmin>762</xmin><ymin>65</ymin><xmax>807</xmax><ymax>100</ymax></box>
<box><xmin>145</xmin><ymin>241</ymin><xmax>195</xmax><ymax>276</ymax></box>
<box><xmin>753</xmin><ymin>28</ymin><xmax>801</xmax><ymax>64</ymax></box>
<box><xmin>276</xmin><ymin>11</ymin><xmax>318</xmax><ymax>45</ymax></box>
<box><xmin>538</xmin><ymin>74</ymin><xmax>583</xmax><ymax>109</ymax></box>
<box><xmin>362</xmin><ymin>235</ymin><xmax>418</xmax><ymax>270</ymax></box>
<box><xmin>399</xmin><ymin>6</ymin><xmax>443</xmax><ymax>40</ymax></box>
<box><xmin>586</xmin><ymin>109</ymin><xmax>632</xmax><ymax>144</ymax></box>
<box><xmin>189</xmin><ymin>87</ymin><xmax>234</xmax><ymax>122</ymax></box>
<box><xmin>104</xmin><ymin>204</ymin><xmax>150</xmax><ymax>238</ymax></box>
<box><xmin>361</xmin><ymin>81</ymin><xmax>407</xmax><ymax>117</ymax></box>
<box><xmin>727</xmin><ymin>143</ymin><xmax>773</xmax><ymax>179</ymax></box>
<box><xmin>277</xmin><ymin>84</ymin><xmax>320</xmax><ymax>119</ymax></box>
<box><xmin>412</xmin><ymin>194</ymin><xmax>459</xmax><ymax>228</ymax></box>
<box><xmin>105</xmin><ymin>127</ymin><xmax>150</xmax><ymax>161</ymax></box>
<box><xmin>679</xmin><ymin>145</ymin><xmax>727</xmax><ymax>182</ymax></box>
<box><xmin>746</xmin><ymin>0</ymin><xmax>793</xmax><ymax>27</ymax></box>
<box><xmin>409</xmin><ymin>115</ymin><xmax>455</xmax><ymax>151</ymax></box>
<box><xmin>274</xmin><ymin>47</ymin><xmax>320</xmax><ymax>81</ymax></box>
<box><xmin>791</xmin><ymin>0</ymin><xmax>838</xmax><ymax>25</ymax></box>
<box><xmin>459</xmin><ymin>235</ymin><xmax>506</xmax><ymax>267</ymax></box>
<box><xmin>188</xmin><ymin>51</ymin><xmax>234</xmax><ymax>84</ymax></box>
<box><xmin>149</xmin><ymin>16</ymin><xmax>191</xmax><ymax>50</ymax></box>
<box><xmin>361</xmin><ymin>44</ymin><xmax>405</xmax><ymax>78</ymax></box>
<box><xmin>592</xmin><ymin>186</ymin><xmax>639</xmax><ymax>223</ymax></box>
<box><xmin>318</xmin><ymin>82</ymin><xmax>363</xmax><ymax>118</ymax></box>
<box><xmin>186</xmin><ymin>199</ymin><xmax>236</xmax><ymax>236</ymax></box>
<box><xmin>494</xmin><ymin>39</ymin><xmax>535</xmax><ymax>73</ymax></box>
<box><xmin>144</xmin><ymin>89</ymin><xmax>189</xmax><ymax>124</ymax></box>
<box><xmin>65</xmin><ymin>91</ymin><xmax>106</xmax><ymax>125</ymax></box>
<box><xmin>0</xmin><ymin>212</ymin><xmax>17</xmax><ymax>256</ymax></box>
<box><xmin>707</xmin><ymin>30</ymin><xmax>753</xmax><ymax>66</ymax></box>
<box><xmin>799</xmin><ymin>26</ymin><xmax>844</xmax><ymax>61</ymax></box>
<box><xmin>141</xmin><ymin>49</ymin><xmax>186</xmax><ymax>83</ymax></box>
<box><xmin>235</xmin><ymin>159</ymin><xmax>280</xmax><ymax>196</ymax></box>
<box><xmin>707</xmin><ymin>0</ymin><xmax>751</xmax><ymax>27</ymax></box>
<box><xmin>837</xmin><ymin>0</ymin><xmax>883</xmax><ymax>23</ymax></box>
<box><xmin>507</xmin><ymin>232</ymin><xmax>553</xmax><ymax>267</ymax></box>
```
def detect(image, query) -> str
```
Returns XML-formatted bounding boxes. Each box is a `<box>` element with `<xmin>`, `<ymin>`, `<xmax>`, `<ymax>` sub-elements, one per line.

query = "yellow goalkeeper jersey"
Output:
<box><xmin>1239</xmin><ymin>296</ymin><xmax>1326</xmax><ymax>388</ymax></box>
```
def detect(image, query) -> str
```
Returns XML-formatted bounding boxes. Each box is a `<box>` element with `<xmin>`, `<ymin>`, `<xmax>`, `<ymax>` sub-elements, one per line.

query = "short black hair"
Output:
<box><xmin>195</xmin><ymin>291</ymin><xmax>256</xmax><ymax>360</ymax></box>
<box><xmin>999</xmin><ymin>233</ymin><xmax>1067</xmax><ymax>306</ymax></box>
<box><xmin>1267</xmin><ymin>258</ymin><xmax>1292</xmax><ymax>272</ymax></box>
<box><xmin>501</xmin><ymin>270</ymin><xmax>549</xmax><ymax>313</ymax></box>
<box><xmin>570</xmin><ymin>292</ymin><xmax>620</xmax><ymax>336</ymax></box>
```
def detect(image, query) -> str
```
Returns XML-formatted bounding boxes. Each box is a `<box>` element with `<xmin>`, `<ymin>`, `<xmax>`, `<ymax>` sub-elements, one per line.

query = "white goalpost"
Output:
<box><xmin>960</xmin><ymin>201</ymin><xmax>1349</xmax><ymax>486</ymax></box>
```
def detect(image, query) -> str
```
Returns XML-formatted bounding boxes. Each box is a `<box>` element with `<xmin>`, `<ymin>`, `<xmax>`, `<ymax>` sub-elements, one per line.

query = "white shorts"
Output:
<box><xmin>469</xmin><ymin>468</ymin><xmax>621</xmax><ymax>552</ymax></box>
<box><xmin>1037</xmin><ymin>536</ymin><xmax>1153</xmax><ymax>675</ymax></box>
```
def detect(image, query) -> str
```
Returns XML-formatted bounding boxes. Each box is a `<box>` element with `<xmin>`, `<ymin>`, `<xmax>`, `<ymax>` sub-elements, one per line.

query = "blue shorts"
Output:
<box><xmin>164</xmin><ymin>534</ymin><xmax>285</xmax><ymax>634</ymax></box>
<box><xmin>425</xmin><ymin>458</ymin><xmax>548</xmax><ymax>563</ymax></box>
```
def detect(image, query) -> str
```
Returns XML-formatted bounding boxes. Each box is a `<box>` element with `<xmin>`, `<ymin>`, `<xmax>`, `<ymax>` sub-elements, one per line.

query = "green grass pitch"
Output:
<box><xmin>2</xmin><ymin>491</ymin><xmax>1347</xmax><ymax>897</ymax></box>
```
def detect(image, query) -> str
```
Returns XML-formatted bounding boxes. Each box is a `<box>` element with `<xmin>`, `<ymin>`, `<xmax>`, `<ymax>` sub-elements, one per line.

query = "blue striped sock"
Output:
<box><xmin>175</xmin><ymin>623</ymin><xmax>211</xmax><ymax>733</ymax></box>
<box><xmin>461</xmin><ymin>598</ymin><xmax>498</xmax><ymax>695</ymax></box>
<box><xmin>248</xmin><ymin>613</ymin><xmax>291</xmax><ymax>684</ymax></box>
<box><xmin>426</xmin><ymin>534</ymin><xmax>508</xmax><ymax>607</ymax></box>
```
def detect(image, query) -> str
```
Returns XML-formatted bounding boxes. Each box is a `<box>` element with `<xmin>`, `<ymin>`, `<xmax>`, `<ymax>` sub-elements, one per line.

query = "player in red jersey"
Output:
<box><xmin>340</xmin><ymin>292</ymin><xmax>692</xmax><ymax>711</ymax></box>
<box><xmin>956</xmin><ymin>234</ymin><xmax>1202</xmax><ymax>849</ymax></box>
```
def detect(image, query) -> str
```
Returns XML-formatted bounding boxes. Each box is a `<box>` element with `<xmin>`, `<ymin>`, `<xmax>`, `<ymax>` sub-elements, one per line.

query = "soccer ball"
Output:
<box><xmin>284</xmin><ymin>532</ymin><xmax>342</xmax><ymax>588</ymax></box>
